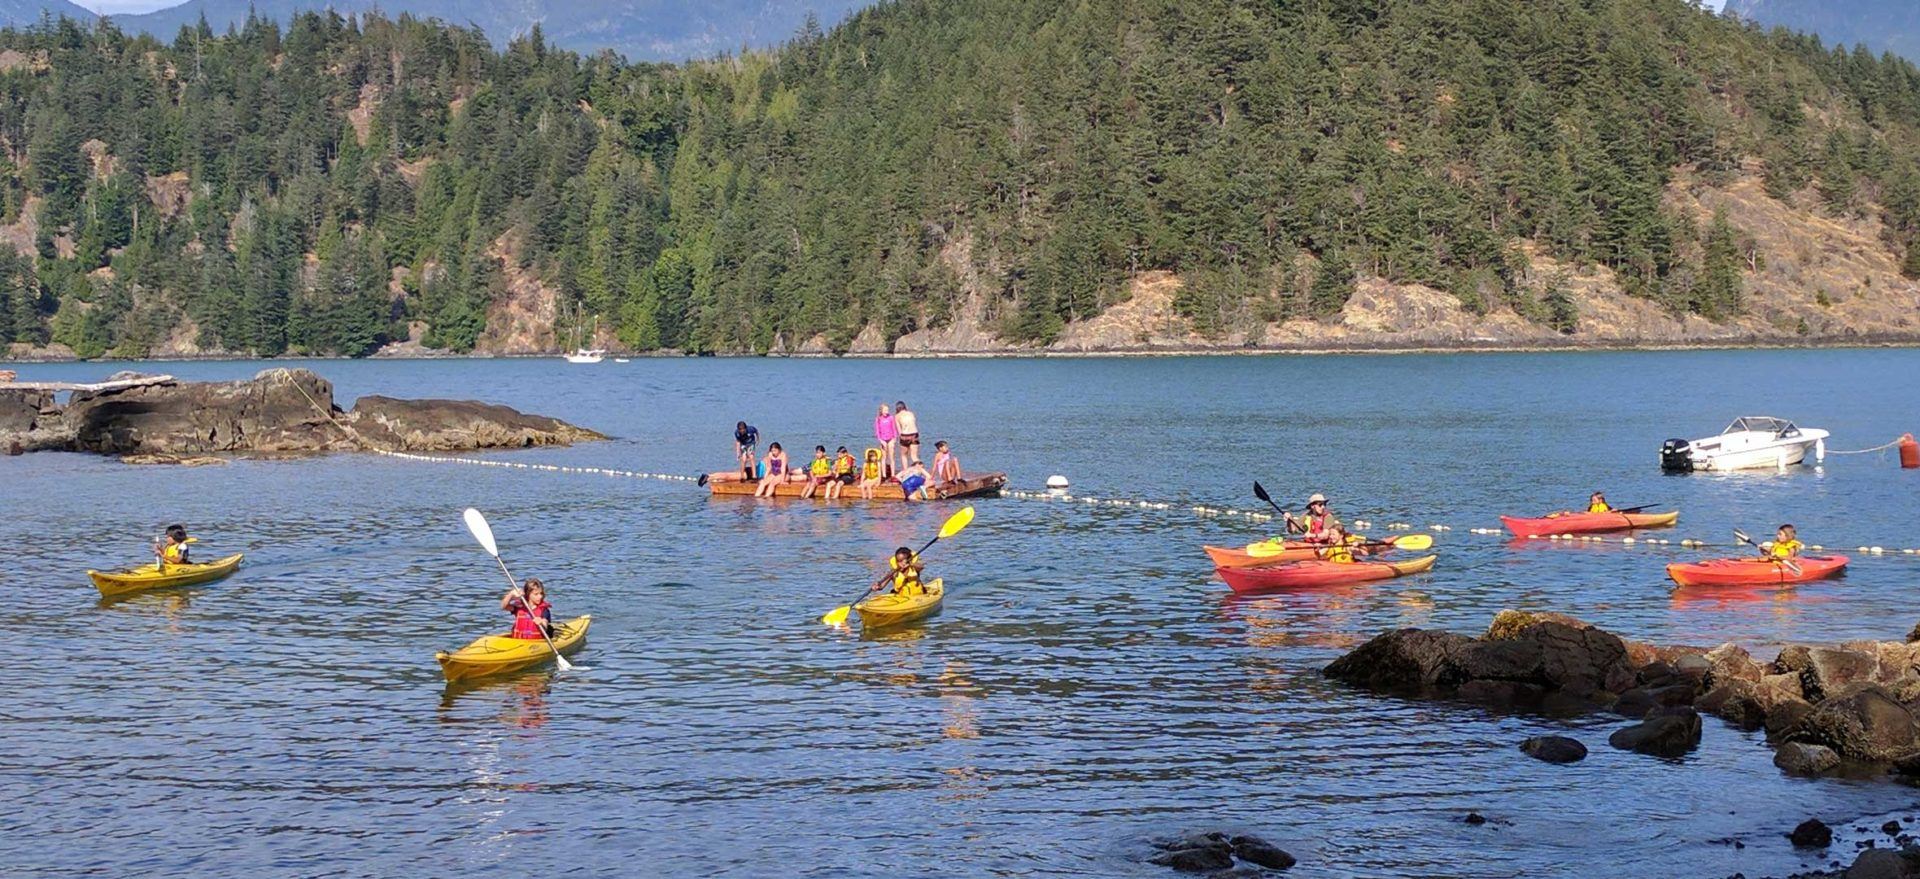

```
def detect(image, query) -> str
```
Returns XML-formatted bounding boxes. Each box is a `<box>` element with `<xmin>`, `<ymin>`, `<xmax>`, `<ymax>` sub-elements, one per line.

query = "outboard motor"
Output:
<box><xmin>1660</xmin><ymin>438</ymin><xmax>1694</xmax><ymax>472</ymax></box>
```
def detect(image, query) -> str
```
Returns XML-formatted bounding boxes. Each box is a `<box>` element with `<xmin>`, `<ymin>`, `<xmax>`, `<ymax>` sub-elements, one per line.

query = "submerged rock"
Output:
<box><xmin>1519</xmin><ymin>735</ymin><xmax>1587</xmax><ymax>764</ymax></box>
<box><xmin>1791</xmin><ymin>818</ymin><xmax>1834</xmax><ymax>849</ymax></box>
<box><xmin>1228</xmin><ymin>836</ymin><xmax>1295</xmax><ymax>870</ymax></box>
<box><xmin>1608</xmin><ymin>709</ymin><xmax>1702</xmax><ymax>757</ymax></box>
<box><xmin>1774</xmin><ymin>742</ymin><xmax>1841</xmax><ymax>776</ymax></box>
<box><xmin>1147</xmin><ymin>831</ymin><xmax>1292</xmax><ymax>873</ymax></box>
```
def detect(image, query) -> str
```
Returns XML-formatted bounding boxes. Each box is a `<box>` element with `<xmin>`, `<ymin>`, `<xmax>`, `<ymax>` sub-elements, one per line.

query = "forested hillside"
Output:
<box><xmin>3</xmin><ymin>0</ymin><xmax>1920</xmax><ymax>359</ymax></box>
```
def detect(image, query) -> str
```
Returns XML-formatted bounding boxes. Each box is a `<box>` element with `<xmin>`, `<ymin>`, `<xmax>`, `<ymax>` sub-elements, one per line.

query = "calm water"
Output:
<box><xmin>4</xmin><ymin>350</ymin><xmax>1920</xmax><ymax>878</ymax></box>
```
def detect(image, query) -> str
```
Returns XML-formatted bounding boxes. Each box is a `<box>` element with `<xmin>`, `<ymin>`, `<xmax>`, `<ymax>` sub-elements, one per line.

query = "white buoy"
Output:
<box><xmin>1046</xmin><ymin>475</ymin><xmax>1070</xmax><ymax>490</ymax></box>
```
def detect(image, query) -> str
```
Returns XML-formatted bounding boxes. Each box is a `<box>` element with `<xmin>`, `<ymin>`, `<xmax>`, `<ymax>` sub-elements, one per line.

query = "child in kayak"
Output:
<box><xmin>858</xmin><ymin>448</ymin><xmax>886</xmax><ymax>499</ymax></box>
<box><xmin>501</xmin><ymin>578</ymin><xmax>554</xmax><ymax>640</ymax></box>
<box><xmin>1588</xmin><ymin>492</ymin><xmax>1611</xmax><ymax>513</ymax></box>
<box><xmin>754</xmin><ymin>443</ymin><xmax>788</xmax><ymax>497</ymax></box>
<box><xmin>1768</xmin><ymin>524</ymin><xmax>1804</xmax><ymax>559</ymax></box>
<box><xmin>154</xmin><ymin>524</ymin><xmax>192</xmax><ymax>566</ymax></box>
<box><xmin>870</xmin><ymin>547</ymin><xmax>926</xmax><ymax>597</ymax></box>
<box><xmin>1316</xmin><ymin>524</ymin><xmax>1368</xmax><ymax>563</ymax></box>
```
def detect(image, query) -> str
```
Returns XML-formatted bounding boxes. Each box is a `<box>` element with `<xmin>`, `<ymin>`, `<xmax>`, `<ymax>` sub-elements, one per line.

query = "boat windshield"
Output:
<box><xmin>1725</xmin><ymin>416</ymin><xmax>1797</xmax><ymax>436</ymax></box>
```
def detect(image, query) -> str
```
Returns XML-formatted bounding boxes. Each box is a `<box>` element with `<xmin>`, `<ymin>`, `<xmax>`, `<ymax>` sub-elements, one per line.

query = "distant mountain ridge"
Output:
<box><xmin>1725</xmin><ymin>0</ymin><xmax>1920</xmax><ymax>62</ymax></box>
<box><xmin>0</xmin><ymin>0</ymin><xmax>92</xmax><ymax>27</ymax></box>
<box><xmin>0</xmin><ymin>0</ymin><xmax>868</xmax><ymax>61</ymax></box>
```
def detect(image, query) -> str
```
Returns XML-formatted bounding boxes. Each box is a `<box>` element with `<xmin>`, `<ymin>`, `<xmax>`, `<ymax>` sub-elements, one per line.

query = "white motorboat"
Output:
<box><xmin>1660</xmin><ymin>416</ymin><xmax>1828</xmax><ymax>472</ymax></box>
<box><xmin>563</xmin><ymin>349</ymin><xmax>605</xmax><ymax>364</ymax></box>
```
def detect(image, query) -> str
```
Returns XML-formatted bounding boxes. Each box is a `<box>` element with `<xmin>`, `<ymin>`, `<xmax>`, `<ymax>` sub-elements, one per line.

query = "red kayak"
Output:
<box><xmin>1218</xmin><ymin>555</ymin><xmax>1436</xmax><ymax>594</ymax></box>
<box><xmin>1203</xmin><ymin>534</ymin><xmax>1416</xmax><ymax>569</ymax></box>
<box><xmin>1666</xmin><ymin>555</ymin><xmax>1848</xmax><ymax>588</ymax></box>
<box><xmin>1501</xmin><ymin>510</ymin><xmax>1678</xmax><ymax>538</ymax></box>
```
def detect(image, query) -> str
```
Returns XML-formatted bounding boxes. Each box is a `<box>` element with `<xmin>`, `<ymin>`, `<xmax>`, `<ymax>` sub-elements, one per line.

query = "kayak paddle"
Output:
<box><xmin>1733</xmin><ymin>529</ymin><xmax>1801</xmax><ymax>577</ymax></box>
<box><xmin>1252</xmin><ymin>481</ymin><xmax>1301</xmax><ymax>531</ymax></box>
<box><xmin>463</xmin><ymin>507</ymin><xmax>581</xmax><ymax>672</ymax></box>
<box><xmin>822</xmin><ymin>505</ymin><xmax>975</xmax><ymax>626</ymax></box>
<box><xmin>1611</xmin><ymin>504</ymin><xmax>1663</xmax><ymax>514</ymax></box>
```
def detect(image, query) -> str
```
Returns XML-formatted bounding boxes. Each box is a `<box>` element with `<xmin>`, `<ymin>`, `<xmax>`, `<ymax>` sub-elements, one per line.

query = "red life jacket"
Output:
<box><xmin>510</xmin><ymin>599</ymin><xmax>552</xmax><ymax>639</ymax></box>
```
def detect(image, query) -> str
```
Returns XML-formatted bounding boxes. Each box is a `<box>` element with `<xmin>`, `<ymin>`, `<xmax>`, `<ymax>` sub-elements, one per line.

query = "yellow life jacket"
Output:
<box><xmin>1319</xmin><ymin>542</ymin><xmax>1355</xmax><ymax>564</ymax></box>
<box><xmin>1588</xmin><ymin>502</ymin><xmax>1612</xmax><ymax>513</ymax></box>
<box><xmin>834</xmin><ymin>453</ymin><xmax>857</xmax><ymax>476</ymax></box>
<box><xmin>862</xmin><ymin>457</ymin><xmax>882</xmax><ymax>480</ymax></box>
<box><xmin>890</xmin><ymin>554</ymin><xmax>923</xmax><ymax>594</ymax></box>
<box><xmin>809</xmin><ymin>457</ymin><xmax>832</xmax><ymax>477</ymax></box>
<box><xmin>1770</xmin><ymin>539</ymin><xmax>1804</xmax><ymax>559</ymax></box>
<box><xmin>161</xmin><ymin>540</ymin><xmax>188</xmax><ymax>564</ymax></box>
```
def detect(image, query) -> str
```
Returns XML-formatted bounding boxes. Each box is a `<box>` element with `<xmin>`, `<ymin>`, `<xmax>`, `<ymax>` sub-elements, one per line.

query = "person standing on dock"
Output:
<box><xmin>894</xmin><ymin>401</ymin><xmax>921</xmax><ymax>466</ymax></box>
<box><xmin>874</xmin><ymin>404</ymin><xmax>898</xmax><ymax>478</ymax></box>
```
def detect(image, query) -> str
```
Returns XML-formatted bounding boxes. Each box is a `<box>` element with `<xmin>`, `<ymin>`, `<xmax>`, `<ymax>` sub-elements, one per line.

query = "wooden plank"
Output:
<box><xmin>708</xmin><ymin>471</ymin><xmax>1006</xmax><ymax>501</ymax></box>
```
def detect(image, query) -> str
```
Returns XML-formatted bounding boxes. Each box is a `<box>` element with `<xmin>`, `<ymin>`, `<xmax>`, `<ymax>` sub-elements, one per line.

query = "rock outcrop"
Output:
<box><xmin>1</xmin><ymin>369</ymin><xmax>602</xmax><ymax>456</ymax></box>
<box><xmin>1324</xmin><ymin>610</ymin><xmax>1920</xmax><ymax>774</ymax></box>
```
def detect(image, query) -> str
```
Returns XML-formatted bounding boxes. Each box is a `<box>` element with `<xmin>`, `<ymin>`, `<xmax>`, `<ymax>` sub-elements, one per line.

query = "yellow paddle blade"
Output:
<box><xmin>1392</xmin><ymin>534</ymin><xmax>1434</xmax><ymax>550</ymax></box>
<box><xmin>821</xmin><ymin>604</ymin><xmax>853</xmax><ymax>626</ymax></box>
<box><xmin>1248</xmin><ymin>541</ymin><xmax>1291</xmax><ymax>557</ymax></box>
<box><xmin>938</xmin><ymin>506</ymin><xmax>976</xmax><ymax>539</ymax></box>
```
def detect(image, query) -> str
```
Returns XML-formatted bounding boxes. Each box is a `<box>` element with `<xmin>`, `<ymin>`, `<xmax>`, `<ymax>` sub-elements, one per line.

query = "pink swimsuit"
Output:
<box><xmin>875</xmin><ymin>415</ymin><xmax>897</xmax><ymax>443</ymax></box>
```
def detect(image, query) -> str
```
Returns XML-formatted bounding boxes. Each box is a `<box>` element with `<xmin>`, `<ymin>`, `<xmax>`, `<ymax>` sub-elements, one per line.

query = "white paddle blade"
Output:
<box><xmin>463</xmin><ymin>508</ymin><xmax>500</xmax><ymax>557</ymax></box>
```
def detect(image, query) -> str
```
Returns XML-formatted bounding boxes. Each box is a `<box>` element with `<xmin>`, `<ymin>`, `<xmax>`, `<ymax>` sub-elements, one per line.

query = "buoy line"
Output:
<box><xmin>369</xmin><ymin>454</ymin><xmax>1920</xmax><ymax>557</ymax></box>
<box><xmin>374</xmin><ymin>450</ymin><xmax>700</xmax><ymax>482</ymax></box>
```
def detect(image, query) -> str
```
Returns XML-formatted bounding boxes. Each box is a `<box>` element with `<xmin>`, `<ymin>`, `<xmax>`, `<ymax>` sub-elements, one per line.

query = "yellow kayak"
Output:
<box><xmin>88</xmin><ymin>553</ymin><xmax>245</xmax><ymax>597</ymax></box>
<box><xmin>854</xmin><ymin>579</ymin><xmax>944</xmax><ymax>629</ymax></box>
<box><xmin>436</xmin><ymin>615</ymin><xmax>591</xmax><ymax>682</ymax></box>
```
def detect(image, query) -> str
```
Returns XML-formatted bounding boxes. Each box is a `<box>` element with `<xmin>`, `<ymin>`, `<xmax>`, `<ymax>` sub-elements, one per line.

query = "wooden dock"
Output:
<box><xmin>707</xmin><ymin>471</ymin><xmax>1007</xmax><ymax>501</ymax></box>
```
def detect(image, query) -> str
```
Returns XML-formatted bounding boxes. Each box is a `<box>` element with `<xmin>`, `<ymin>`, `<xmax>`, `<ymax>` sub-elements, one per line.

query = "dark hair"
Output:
<box><xmin>934</xmin><ymin>440</ymin><xmax>948</xmax><ymax>450</ymax></box>
<box><xmin>895</xmin><ymin>546</ymin><xmax>913</xmax><ymax>556</ymax></box>
<box><xmin>524</xmin><ymin>578</ymin><xmax>545</xmax><ymax>597</ymax></box>
<box><xmin>815</xmin><ymin>445</ymin><xmax>826</xmax><ymax>453</ymax></box>
<box><xmin>769</xmin><ymin>442</ymin><xmax>782</xmax><ymax>452</ymax></box>
<box><xmin>736</xmin><ymin>421</ymin><xmax>748</xmax><ymax>431</ymax></box>
<box><xmin>1780</xmin><ymin>523</ymin><xmax>1795</xmax><ymax>531</ymax></box>
<box><xmin>836</xmin><ymin>446</ymin><xmax>849</xmax><ymax>453</ymax></box>
<box><xmin>895</xmin><ymin>400</ymin><xmax>907</xmax><ymax>410</ymax></box>
<box><xmin>166</xmin><ymin>524</ymin><xmax>187</xmax><ymax>541</ymax></box>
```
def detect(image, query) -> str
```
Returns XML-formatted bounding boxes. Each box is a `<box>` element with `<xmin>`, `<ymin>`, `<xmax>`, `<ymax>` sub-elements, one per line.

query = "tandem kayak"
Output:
<box><xmin>1500</xmin><ymin>510</ymin><xmax>1679</xmax><ymax>538</ymax></box>
<box><xmin>1203</xmin><ymin>535</ymin><xmax>1414</xmax><ymax>569</ymax></box>
<box><xmin>436</xmin><ymin>615</ymin><xmax>592</xmax><ymax>682</ymax></box>
<box><xmin>1666</xmin><ymin>555</ymin><xmax>1848</xmax><ymax>588</ymax></box>
<box><xmin>88</xmin><ymin>553</ymin><xmax>245</xmax><ymax>597</ymax></box>
<box><xmin>854</xmin><ymin>579</ymin><xmax>944</xmax><ymax>629</ymax></box>
<box><xmin>1218</xmin><ymin>555</ymin><xmax>1437</xmax><ymax>594</ymax></box>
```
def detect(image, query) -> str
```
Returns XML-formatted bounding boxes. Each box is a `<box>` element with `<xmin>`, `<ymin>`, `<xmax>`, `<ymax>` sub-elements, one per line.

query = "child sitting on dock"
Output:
<box><xmin>154</xmin><ymin>524</ymin><xmax>192</xmax><ymax>566</ymax></box>
<box><xmin>501</xmin><ymin>578</ymin><xmax>554</xmax><ymax>639</ymax></box>
<box><xmin>858</xmin><ymin>448</ymin><xmax>885</xmax><ymax>499</ymax></box>
<box><xmin>802</xmin><ymin>446</ymin><xmax>833</xmax><ymax>499</ymax></box>
<box><xmin>825</xmin><ymin>446</ymin><xmax>857</xmax><ymax>500</ymax></box>
<box><xmin>754</xmin><ymin>443</ymin><xmax>788</xmax><ymax>497</ymax></box>
<box><xmin>931</xmin><ymin>440</ymin><xmax>961</xmax><ymax>487</ymax></box>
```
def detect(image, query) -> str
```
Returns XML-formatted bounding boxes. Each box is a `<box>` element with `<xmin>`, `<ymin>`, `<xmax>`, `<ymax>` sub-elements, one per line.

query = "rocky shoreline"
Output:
<box><xmin>1</xmin><ymin>368</ymin><xmax>603</xmax><ymax>458</ymax></box>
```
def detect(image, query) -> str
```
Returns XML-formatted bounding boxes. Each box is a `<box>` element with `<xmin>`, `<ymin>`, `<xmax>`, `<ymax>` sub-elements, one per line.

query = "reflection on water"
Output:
<box><xmin>6</xmin><ymin>350</ymin><xmax>1920</xmax><ymax>878</ymax></box>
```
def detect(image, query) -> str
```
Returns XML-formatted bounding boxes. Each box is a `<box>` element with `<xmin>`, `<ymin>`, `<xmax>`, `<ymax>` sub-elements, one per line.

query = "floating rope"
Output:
<box><xmin>373</xmin><ymin>450</ymin><xmax>697</xmax><ymax>482</ymax></box>
<box><xmin>1824</xmin><ymin>437</ymin><xmax>1905</xmax><ymax>456</ymax></box>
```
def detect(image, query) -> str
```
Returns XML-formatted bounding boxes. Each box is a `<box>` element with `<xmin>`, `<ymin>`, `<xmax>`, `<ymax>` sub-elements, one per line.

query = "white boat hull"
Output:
<box><xmin>1663</xmin><ymin>417</ymin><xmax>1828</xmax><ymax>472</ymax></box>
<box><xmin>1696</xmin><ymin>441</ymin><xmax>1816</xmax><ymax>471</ymax></box>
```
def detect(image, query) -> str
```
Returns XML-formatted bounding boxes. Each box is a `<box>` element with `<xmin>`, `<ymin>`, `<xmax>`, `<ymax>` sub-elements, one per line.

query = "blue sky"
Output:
<box><xmin>77</xmin><ymin>0</ymin><xmax>1732</xmax><ymax>16</ymax></box>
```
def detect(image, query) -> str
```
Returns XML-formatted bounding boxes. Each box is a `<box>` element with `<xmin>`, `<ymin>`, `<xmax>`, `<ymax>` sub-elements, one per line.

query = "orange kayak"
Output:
<box><xmin>1666</xmin><ymin>555</ymin><xmax>1848</xmax><ymax>588</ymax></box>
<box><xmin>1204</xmin><ymin>535</ymin><xmax>1413</xmax><ymax>569</ymax></box>
<box><xmin>1501</xmin><ymin>510</ymin><xmax>1678</xmax><ymax>538</ymax></box>
<box><xmin>1218</xmin><ymin>555</ymin><xmax>1437</xmax><ymax>594</ymax></box>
